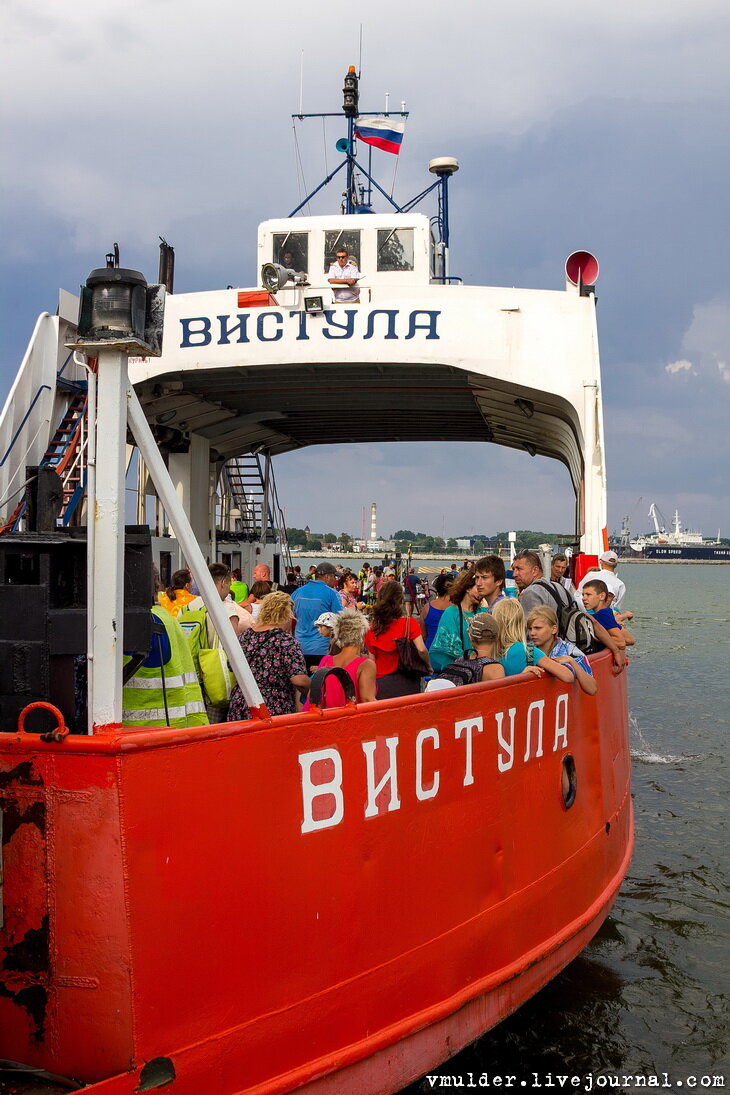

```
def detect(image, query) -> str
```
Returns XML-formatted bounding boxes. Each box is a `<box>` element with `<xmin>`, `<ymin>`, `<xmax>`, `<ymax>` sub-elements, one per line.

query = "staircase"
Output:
<box><xmin>0</xmin><ymin>373</ymin><xmax>89</xmax><ymax>534</ymax></box>
<box><xmin>41</xmin><ymin>382</ymin><xmax>89</xmax><ymax>525</ymax></box>
<box><xmin>223</xmin><ymin>454</ymin><xmax>293</xmax><ymax>570</ymax></box>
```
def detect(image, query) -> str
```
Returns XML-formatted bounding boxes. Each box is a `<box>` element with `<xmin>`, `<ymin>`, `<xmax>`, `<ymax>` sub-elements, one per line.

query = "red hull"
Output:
<box><xmin>0</xmin><ymin>654</ymin><xmax>632</xmax><ymax>1094</ymax></box>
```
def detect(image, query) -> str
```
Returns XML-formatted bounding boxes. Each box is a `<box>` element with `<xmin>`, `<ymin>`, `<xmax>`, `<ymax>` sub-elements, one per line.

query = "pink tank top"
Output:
<box><xmin>303</xmin><ymin>655</ymin><xmax>367</xmax><ymax>709</ymax></box>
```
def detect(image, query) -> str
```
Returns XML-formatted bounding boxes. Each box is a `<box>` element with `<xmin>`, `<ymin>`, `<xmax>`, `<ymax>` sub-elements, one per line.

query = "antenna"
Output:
<box><xmin>299</xmin><ymin>50</ymin><xmax>304</xmax><ymax>116</ymax></box>
<box><xmin>358</xmin><ymin>24</ymin><xmax>363</xmax><ymax>76</ymax></box>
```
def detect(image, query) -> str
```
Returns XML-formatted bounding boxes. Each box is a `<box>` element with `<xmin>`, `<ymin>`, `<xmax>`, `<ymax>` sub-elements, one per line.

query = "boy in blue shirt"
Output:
<box><xmin>581</xmin><ymin>579</ymin><xmax>634</xmax><ymax>650</ymax></box>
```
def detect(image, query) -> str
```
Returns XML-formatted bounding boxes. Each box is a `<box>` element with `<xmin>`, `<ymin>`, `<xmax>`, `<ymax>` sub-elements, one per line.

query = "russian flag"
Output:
<box><xmin>354</xmin><ymin>115</ymin><xmax>406</xmax><ymax>155</ymax></box>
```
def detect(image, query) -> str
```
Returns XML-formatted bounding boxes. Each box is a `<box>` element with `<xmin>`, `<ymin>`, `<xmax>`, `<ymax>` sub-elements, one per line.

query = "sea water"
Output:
<box><xmin>404</xmin><ymin>563</ymin><xmax>729</xmax><ymax>1090</ymax></box>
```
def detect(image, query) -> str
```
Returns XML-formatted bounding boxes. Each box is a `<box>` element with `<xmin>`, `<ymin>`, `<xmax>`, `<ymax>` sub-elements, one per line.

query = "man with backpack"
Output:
<box><xmin>511</xmin><ymin>550</ymin><xmax>626</xmax><ymax>669</ymax></box>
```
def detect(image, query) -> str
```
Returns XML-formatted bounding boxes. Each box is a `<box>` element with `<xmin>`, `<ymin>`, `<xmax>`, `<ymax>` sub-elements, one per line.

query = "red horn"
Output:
<box><xmin>565</xmin><ymin>250</ymin><xmax>599</xmax><ymax>287</ymax></box>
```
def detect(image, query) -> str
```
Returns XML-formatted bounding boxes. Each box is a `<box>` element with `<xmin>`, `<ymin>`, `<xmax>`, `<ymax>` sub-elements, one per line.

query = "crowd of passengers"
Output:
<box><xmin>123</xmin><ymin>549</ymin><xmax>634</xmax><ymax>728</ymax></box>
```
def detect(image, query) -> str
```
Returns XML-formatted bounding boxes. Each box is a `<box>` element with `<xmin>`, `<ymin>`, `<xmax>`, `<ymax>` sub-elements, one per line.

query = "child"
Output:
<box><xmin>491</xmin><ymin>599</ymin><xmax>575</xmax><ymax>683</ymax></box>
<box><xmin>425</xmin><ymin>614</ymin><xmax>505</xmax><ymax>692</ymax></box>
<box><xmin>581</xmin><ymin>580</ymin><xmax>635</xmax><ymax>649</ymax></box>
<box><xmin>526</xmin><ymin>605</ymin><xmax>598</xmax><ymax>696</ymax></box>
<box><xmin>312</xmin><ymin>611</ymin><xmax>340</xmax><ymax>656</ymax></box>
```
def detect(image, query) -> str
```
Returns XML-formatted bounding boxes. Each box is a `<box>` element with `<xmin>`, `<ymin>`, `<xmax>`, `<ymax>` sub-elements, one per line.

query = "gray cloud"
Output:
<box><xmin>2</xmin><ymin>1</ymin><xmax>729</xmax><ymax>538</ymax></box>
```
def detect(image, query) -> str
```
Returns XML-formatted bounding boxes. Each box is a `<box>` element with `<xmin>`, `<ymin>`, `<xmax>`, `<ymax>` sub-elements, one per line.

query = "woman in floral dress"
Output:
<box><xmin>227</xmin><ymin>591</ymin><xmax>309</xmax><ymax>721</ymax></box>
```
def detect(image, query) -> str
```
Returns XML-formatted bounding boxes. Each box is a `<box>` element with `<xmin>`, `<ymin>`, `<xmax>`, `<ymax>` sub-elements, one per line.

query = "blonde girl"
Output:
<box><xmin>525</xmin><ymin>605</ymin><xmax>598</xmax><ymax>696</ymax></box>
<box><xmin>491</xmin><ymin>599</ymin><xmax>574</xmax><ymax>683</ymax></box>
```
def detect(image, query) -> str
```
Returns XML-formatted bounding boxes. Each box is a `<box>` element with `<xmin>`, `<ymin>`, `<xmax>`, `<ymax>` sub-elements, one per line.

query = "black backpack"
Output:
<box><xmin>434</xmin><ymin>655</ymin><xmax>498</xmax><ymax>688</ymax></box>
<box><xmin>532</xmin><ymin>580</ymin><xmax>600</xmax><ymax>655</ymax></box>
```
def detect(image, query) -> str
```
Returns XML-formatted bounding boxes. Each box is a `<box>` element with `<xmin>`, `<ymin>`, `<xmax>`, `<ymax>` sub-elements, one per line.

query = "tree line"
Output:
<box><xmin>287</xmin><ymin>526</ymin><xmax>568</xmax><ymax>554</ymax></box>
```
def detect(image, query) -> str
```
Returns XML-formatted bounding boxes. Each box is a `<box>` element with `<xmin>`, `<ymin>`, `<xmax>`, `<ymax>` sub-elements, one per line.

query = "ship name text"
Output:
<box><xmin>179</xmin><ymin>308</ymin><xmax>441</xmax><ymax>347</ymax></box>
<box><xmin>299</xmin><ymin>692</ymin><xmax>569</xmax><ymax>833</ymax></box>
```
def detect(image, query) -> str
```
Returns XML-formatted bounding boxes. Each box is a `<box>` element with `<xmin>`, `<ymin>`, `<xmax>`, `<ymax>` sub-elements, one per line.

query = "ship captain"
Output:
<box><xmin>328</xmin><ymin>247</ymin><xmax>361</xmax><ymax>302</ymax></box>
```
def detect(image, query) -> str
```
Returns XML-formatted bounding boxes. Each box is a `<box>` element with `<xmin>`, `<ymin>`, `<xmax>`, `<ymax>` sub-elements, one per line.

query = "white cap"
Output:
<box><xmin>313</xmin><ymin>611</ymin><xmax>338</xmax><ymax>629</ymax></box>
<box><xmin>599</xmin><ymin>550</ymin><xmax>618</xmax><ymax>564</ymax></box>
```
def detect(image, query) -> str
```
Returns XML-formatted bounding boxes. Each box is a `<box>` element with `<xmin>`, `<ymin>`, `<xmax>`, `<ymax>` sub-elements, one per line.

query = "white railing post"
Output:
<box><xmin>88</xmin><ymin>350</ymin><xmax>127</xmax><ymax>730</ymax></box>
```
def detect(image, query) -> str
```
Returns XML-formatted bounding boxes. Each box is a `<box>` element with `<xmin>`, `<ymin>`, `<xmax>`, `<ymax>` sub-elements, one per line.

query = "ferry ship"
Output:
<box><xmin>0</xmin><ymin>69</ymin><xmax>632</xmax><ymax>1094</ymax></box>
<box><xmin>629</xmin><ymin>504</ymin><xmax>729</xmax><ymax>561</ymax></box>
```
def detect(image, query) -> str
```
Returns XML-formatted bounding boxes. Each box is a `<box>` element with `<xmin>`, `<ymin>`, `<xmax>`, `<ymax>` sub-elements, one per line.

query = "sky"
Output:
<box><xmin>2</xmin><ymin>0</ymin><xmax>729</xmax><ymax>541</ymax></box>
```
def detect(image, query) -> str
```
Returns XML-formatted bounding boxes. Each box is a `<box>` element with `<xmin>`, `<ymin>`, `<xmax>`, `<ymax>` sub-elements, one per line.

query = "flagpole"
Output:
<box><xmin>347</xmin><ymin>114</ymin><xmax>355</xmax><ymax>213</ymax></box>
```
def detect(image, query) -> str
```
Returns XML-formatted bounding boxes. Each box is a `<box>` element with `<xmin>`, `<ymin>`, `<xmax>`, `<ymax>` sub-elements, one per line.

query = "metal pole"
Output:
<box><xmin>89</xmin><ymin>349</ymin><xmax>127</xmax><ymax>730</ymax></box>
<box><xmin>261</xmin><ymin>452</ymin><xmax>271</xmax><ymax>542</ymax></box>
<box><xmin>582</xmin><ymin>381</ymin><xmax>599</xmax><ymax>555</ymax></box>
<box><xmin>440</xmin><ymin>173</ymin><xmax>450</xmax><ymax>279</ymax></box>
<box><xmin>346</xmin><ymin>116</ymin><xmax>354</xmax><ymax>213</ymax></box>
<box><xmin>126</xmin><ymin>385</ymin><xmax>268</xmax><ymax>717</ymax></box>
<box><xmin>85</xmin><ymin>363</ymin><xmax>97</xmax><ymax>732</ymax></box>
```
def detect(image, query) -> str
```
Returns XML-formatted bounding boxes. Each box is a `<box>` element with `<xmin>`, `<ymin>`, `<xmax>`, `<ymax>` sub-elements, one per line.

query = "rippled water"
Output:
<box><xmin>403</xmin><ymin>563</ymin><xmax>730</xmax><ymax>1090</ymax></box>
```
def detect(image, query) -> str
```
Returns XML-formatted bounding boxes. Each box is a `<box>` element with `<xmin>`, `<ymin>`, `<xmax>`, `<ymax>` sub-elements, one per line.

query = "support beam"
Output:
<box><xmin>88</xmin><ymin>350</ymin><xmax>127</xmax><ymax>730</ymax></box>
<box><xmin>127</xmin><ymin>385</ymin><xmax>268</xmax><ymax>719</ymax></box>
<box><xmin>169</xmin><ymin>434</ymin><xmax>213</xmax><ymax>556</ymax></box>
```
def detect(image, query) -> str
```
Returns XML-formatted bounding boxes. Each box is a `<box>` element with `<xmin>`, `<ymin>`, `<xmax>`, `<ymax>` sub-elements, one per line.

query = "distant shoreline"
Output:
<box><xmin>289</xmin><ymin>551</ymin><xmax>729</xmax><ymax>565</ymax></box>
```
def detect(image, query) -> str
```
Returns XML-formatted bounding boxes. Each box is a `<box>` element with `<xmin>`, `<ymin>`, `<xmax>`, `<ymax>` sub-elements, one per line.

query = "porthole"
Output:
<box><xmin>561</xmin><ymin>754</ymin><xmax>577</xmax><ymax>809</ymax></box>
<box><xmin>137</xmin><ymin>1057</ymin><xmax>176</xmax><ymax>1091</ymax></box>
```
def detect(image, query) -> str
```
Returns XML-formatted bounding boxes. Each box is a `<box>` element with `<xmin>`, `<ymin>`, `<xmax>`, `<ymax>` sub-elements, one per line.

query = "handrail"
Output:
<box><xmin>55</xmin><ymin>349</ymin><xmax>76</xmax><ymax>380</ymax></box>
<box><xmin>52</xmin><ymin>400</ymin><xmax>87</xmax><ymax>477</ymax></box>
<box><xmin>0</xmin><ymin>384</ymin><xmax>52</xmax><ymax>467</ymax></box>
<box><xmin>270</xmin><ymin>472</ymin><xmax>293</xmax><ymax>570</ymax></box>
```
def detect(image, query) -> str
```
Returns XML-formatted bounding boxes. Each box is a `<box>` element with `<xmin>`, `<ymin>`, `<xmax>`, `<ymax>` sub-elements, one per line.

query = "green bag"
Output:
<box><xmin>198</xmin><ymin>647</ymin><xmax>235</xmax><ymax>706</ymax></box>
<box><xmin>177</xmin><ymin>605</ymin><xmax>210</xmax><ymax>672</ymax></box>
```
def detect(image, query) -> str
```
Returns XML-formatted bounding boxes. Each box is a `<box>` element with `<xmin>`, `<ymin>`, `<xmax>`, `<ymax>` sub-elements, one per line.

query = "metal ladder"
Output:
<box><xmin>42</xmin><ymin>380</ymin><xmax>89</xmax><ymax>525</ymax></box>
<box><xmin>223</xmin><ymin>454</ymin><xmax>293</xmax><ymax>570</ymax></box>
<box><xmin>0</xmin><ymin>380</ymin><xmax>89</xmax><ymax>533</ymax></box>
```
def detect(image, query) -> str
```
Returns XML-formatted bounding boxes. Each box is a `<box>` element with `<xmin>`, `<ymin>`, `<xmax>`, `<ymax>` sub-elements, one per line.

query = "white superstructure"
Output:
<box><xmin>123</xmin><ymin>208</ymin><xmax>607</xmax><ymax>556</ymax></box>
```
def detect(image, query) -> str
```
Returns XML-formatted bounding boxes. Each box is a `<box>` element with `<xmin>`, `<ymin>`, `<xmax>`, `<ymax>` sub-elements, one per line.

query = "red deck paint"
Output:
<box><xmin>0</xmin><ymin>653</ymin><xmax>631</xmax><ymax>1094</ymax></box>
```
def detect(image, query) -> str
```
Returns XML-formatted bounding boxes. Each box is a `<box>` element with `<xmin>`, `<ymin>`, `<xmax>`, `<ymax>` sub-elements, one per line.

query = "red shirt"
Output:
<box><xmin>365</xmin><ymin>616</ymin><xmax>421</xmax><ymax>677</ymax></box>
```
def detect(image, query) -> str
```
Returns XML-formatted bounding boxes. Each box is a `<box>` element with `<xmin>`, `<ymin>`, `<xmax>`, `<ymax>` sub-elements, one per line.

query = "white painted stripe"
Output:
<box><xmin>122</xmin><ymin>701</ymin><xmax>207</xmax><ymax>722</ymax></box>
<box><xmin>125</xmin><ymin>672</ymin><xmax>199</xmax><ymax>690</ymax></box>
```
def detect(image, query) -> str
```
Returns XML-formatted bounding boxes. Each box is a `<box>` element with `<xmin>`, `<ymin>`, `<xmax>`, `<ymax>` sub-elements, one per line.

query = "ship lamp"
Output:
<box><xmin>303</xmin><ymin>295</ymin><xmax>324</xmax><ymax>314</ymax></box>
<box><xmin>261</xmin><ymin>263</ymin><xmax>290</xmax><ymax>292</ymax></box>
<box><xmin>82</xmin><ymin>267</ymin><xmax>148</xmax><ymax>340</ymax></box>
<box><xmin>342</xmin><ymin>65</ymin><xmax>359</xmax><ymax>116</ymax></box>
<box><xmin>261</xmin><ymin>263</ymin><xmax>308</xmax><ymax>292</ymax></box>
<box><xmin>73</xmin><ymin>262</ymin><xmax>165</xmax><ymax>356</ymax></box>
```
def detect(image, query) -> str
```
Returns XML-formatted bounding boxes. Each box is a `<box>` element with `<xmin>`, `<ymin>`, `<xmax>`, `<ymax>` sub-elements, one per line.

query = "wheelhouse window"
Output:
<box><xmin>273</xmin><ymin>232</ymin><xmax>309</xmax><ymax>273</ymax></box>
<box><xmin>324</xmin><ymin>229</ymin><xmax>361</xmax><ymax>272</ymax></box>
<box><xmin>377</xmin><ymin>228</ymin><xmax>414</xmax><ymax>271</ymax></box>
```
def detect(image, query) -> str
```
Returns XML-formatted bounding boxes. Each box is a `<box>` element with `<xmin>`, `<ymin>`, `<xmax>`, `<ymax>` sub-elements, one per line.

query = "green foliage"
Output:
<box><xmin>492</xmin><ymin>531</ymin><xmax>561</xmax><ymax>550</ymax></box>
<box><xmin>288</xmin><ymin>524</ymin><xmax>564</xmax><ymax>554</ymax></box>
<box><xmin>287</xmin><ymin>527</ymin><xmax>308</xmax><ymax>546</ymax></box>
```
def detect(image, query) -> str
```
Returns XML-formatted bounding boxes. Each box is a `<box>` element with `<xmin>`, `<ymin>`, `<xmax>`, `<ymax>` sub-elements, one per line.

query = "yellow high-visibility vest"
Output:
<box><xmin>123</xmin><ymin>606</ymin><xmax>208</xmax><ymax>728</ymax></box>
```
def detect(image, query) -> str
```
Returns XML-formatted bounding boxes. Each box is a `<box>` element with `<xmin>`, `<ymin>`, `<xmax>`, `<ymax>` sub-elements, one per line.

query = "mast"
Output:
<box><xmin>342</xmin><ymin>66</ymin><xmax>359</xmax><ymax>214</ymax></box>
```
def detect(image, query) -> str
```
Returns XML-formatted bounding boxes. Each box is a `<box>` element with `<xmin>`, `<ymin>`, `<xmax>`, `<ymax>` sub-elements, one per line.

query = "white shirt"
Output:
<box><xmin>574</xmin><ymin>567</ymin><xmax>626</xmax><ymax>608</ymax></box>
<box><xmin>328</xmin><ymin>260</ymin><xmax>360</xmax><ymax>302</ymax></box>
